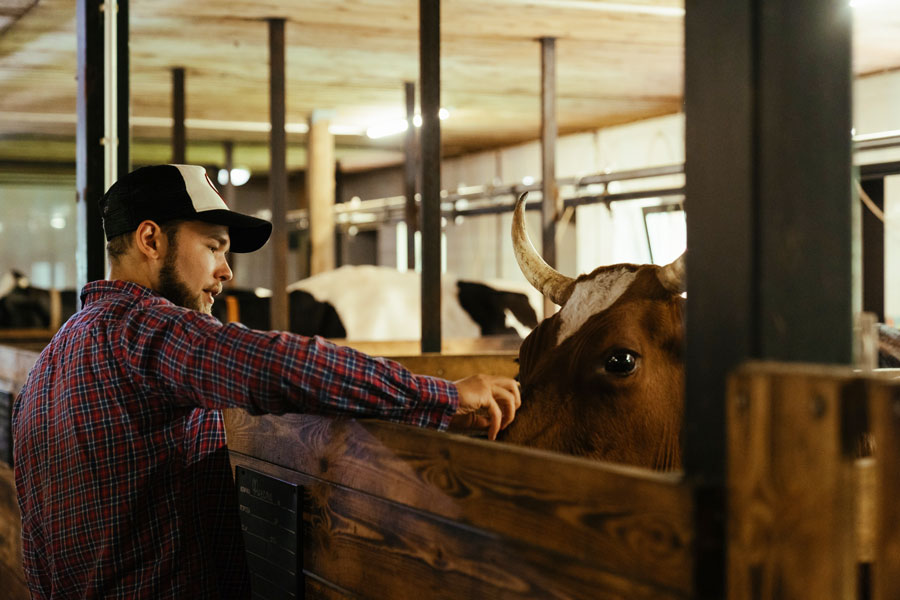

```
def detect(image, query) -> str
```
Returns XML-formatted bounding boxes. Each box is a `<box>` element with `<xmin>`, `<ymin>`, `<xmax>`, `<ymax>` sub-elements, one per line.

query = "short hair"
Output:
<box><xmin>106</xmin><ymin>220</ymin><xmax>184</xmax><ymax>263</ymax></box>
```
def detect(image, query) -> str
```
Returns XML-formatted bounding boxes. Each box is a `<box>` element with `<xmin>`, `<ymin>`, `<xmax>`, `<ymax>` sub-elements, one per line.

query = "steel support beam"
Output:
<box><xmin>540</xmin><ymin>36</ymin><xmax>558</xmax><ymax>319</ymax></box>
<box><xmin>404</xmin><ymin>81</ymin><xmax>418</xmax><ymax>271</ymax></box>
<box><xmin>419</xmin><ymin>0</ymin><xmax>441</xmax><ymax>353</ymax></box>
<box><xmin>268</xmin><ymin>18</ymin><xmax>288</xmax><ymax>332</ymax></box>
<box><xmin>684</xmin><ymin>0</ymin><xmax>854</xmax><ymax>597</ymax></box>
<box><xmin>76</xmin><ymin>0</ymin><xmax>119</xmax><ymax>295</ymax></box>
<box><xmin>171</xmin><ymin>67</ymin><xmax>185</xmax><ymax>164</ymax></box>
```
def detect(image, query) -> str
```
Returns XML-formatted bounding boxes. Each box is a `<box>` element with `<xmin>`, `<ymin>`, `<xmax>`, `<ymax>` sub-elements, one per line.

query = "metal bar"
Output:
<box><xmin>76</xmin><ymin>0</ymin><xmax>108</xmax><ymax>298</ymax></box>
<box><xmin>223</xmin><ymin>140</ymin><xmax>236</xmax><ymax>287</ymax></box>
<box><xmin>116</xmin><ymin>0</ymin><xmax>129</xmax><ymax>176</ymax></box>
<box><xmin>862</xmin><ymin>178</ymin><xmax>884</xmax><ymax>322</ymax></box>
<box><xmin>540</xmin><ymin>36</ymin><xmax>558</xmax><ymax>319</ymax></box>
<box><xmin>404</xmin><ymin>81</ymin><xmax>418</xmax><ymax>271</ymax></box>
<box><xmin>860</xmin><ymin>161</ymin><xmax>900</xmax><ymax>180</ymax></box>
<box><xmin>172</xmin><ymin>67</ymin><xmax>185</xmax><ymax>164</ymax></box>
<box><xmin>268</xmin><ymin>18</ymin><xmax>288</xmax><ymax>332</ymax></box>
<box><xmin>419</xmin><ymin>0</ymin><xmax>441</xmax><ymax>353</ymax></box>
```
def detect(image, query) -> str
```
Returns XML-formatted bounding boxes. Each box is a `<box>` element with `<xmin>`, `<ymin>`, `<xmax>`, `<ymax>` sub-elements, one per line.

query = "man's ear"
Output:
<box><xmin>133</xmin><ymin>220</ymin><xmax>167</xmax><ymax>260</ymax></box>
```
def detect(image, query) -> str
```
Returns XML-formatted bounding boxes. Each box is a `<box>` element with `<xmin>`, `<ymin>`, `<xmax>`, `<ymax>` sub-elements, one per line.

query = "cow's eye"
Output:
<box><xmin>604</xmin><ymin>350</ymin><xmax>638</xmax><ymax>376</ymax></box>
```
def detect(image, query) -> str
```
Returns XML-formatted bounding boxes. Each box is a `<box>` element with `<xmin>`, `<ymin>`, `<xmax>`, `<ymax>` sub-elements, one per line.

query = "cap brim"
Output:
<box><xmin>193</xmin><ymin>210</ymin><xmax>273</xmax><ymax>253</ymax></box>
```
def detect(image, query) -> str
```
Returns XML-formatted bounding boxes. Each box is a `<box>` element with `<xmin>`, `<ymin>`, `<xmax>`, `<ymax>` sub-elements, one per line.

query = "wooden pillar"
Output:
<box><xmin>419</xmin><ymin>0</ymin><xmax>441</xmax><ymax>353</ymax></box>
<box><xmin>308</xmin><ymin>110</ymin><xmax>336</xmax><ymax>276</ymax></box>
<box><xmin>172</xmin><ymin>67</ymin><xmax>185</xmax><ymax>164</ymax></box>
<box><xmin>268</xmin><ymin>18</ymin><xmax>288</xmax><ymax>332</ymax></box>
<box><xmin>75</xmin><ymin>0</ymin><xmax>114</xmax><ymax>296</ymax></box>
<box><xmin>404</xmin><ymin>81</ymin><xmax>418</xmax><ymax>271</ymax></box>
<box><xmin>685</xmin><ymin>0</ymin><xmax>854</xmax><ymax>597</ymax></box>
<box><xmin>540</xmin><ymin>36</ymin><xmax>558</xmax><ymax>320</ymax></box>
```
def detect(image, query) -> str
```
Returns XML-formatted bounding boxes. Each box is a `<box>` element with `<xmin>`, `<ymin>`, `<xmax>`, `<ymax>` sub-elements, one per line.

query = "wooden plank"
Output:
<box><xmin>0</xmin><ymin>345</ymin><xmax>40</xmax><ymax>387</ymax></box>
<box><xmin>0</xmin><ymin>462</ymin><xmax>28</xmax><ymax>599</ymax></box>
<box><xmin>224</xmin><ymin>411</ymin><xmax>694</xmax><ymax>595</ymax></box>
<box><xmin>230</xmin><ymin>453</ymin><xmax>688</xmax><ymax>600</ymax></box>
<box><xmin>383</xmin><ymin>353</ymin><xmax>517</xmax><ymax>380</ymax></box>
<box><xmin>872</xmin><ymin>381</ymin><xmax>900</xmax><ymax>600</ymax></box>
<box><xmin>337</xmin><ymin>337</ymin><xmax>522</xmax><ymax>356</ymax></box>
<box><xmin>305</xmin><ymin>576</ymin><xmax>358</xmax><ymax>600</ymax></box>
<box><xmin>727</xmin><ymin>363</ymin><xmax>857</xmax><ymax>600</ymax></box>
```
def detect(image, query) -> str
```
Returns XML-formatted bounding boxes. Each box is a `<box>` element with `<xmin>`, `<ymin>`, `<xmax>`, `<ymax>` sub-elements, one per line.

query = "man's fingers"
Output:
<box><xmin>487</xmin><ymin>399</ymin><xmax>503</xmax><ymax>440</ymax></box>
<box><xmin>491</xmin><ymin>384</ymin><xmax>518</xmax><ymax>429</ymax></box>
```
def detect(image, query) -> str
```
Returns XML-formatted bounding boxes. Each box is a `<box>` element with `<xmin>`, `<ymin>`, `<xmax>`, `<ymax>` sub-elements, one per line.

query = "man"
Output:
<box><xmin>12</xmin><ymin>164</ymin><xmax>520</xmax><ymax>599</ymax></box>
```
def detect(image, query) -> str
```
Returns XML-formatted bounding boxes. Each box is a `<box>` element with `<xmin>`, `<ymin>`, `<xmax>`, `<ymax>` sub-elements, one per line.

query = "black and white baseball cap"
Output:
<box><xmin>100</xmin><ymin>164</ymin><xmax>272</xmax><ymax>253</ymax></box>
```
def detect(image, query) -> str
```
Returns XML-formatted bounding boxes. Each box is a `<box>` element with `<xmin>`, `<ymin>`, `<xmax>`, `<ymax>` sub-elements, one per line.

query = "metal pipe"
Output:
<box><xmin>171</xmin><ymin>67</ymin><xmax>185</xmax><ymax>164</ymax></box>
<box><xmin>419</xmin><ymin>0</ymin><xmax>441</xmax><ymax>353</ymax></box>
<box><xmin>404</xmin><ymin>81</ymin><xmax>418</xmax><ymax>271</ymax></box>
<box><xmin>268</xmin><ymin>18</ymin><xmax>288</xmax><ymax>332</ymax></box>
<box><xmin>76</xmin><ymin>0</ymin><xmax>109</xmax><ymax>299</ymax></box>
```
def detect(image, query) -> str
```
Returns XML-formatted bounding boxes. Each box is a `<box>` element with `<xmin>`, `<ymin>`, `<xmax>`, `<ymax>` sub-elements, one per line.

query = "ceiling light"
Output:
<box><xmin>498</xmin><ymin>0</ymin><xmax>684</xmax><ymax>17</ymax></box>
<box><xmin>217</xmin><ymin>167</ymin><xmax>251</xmax><ymax>186</ymax></box>
<box><xmin>412</xmin><ymin>114</ymin><xmax>423</xmax><ymax>127</ymax></box>
<box><xmin>50</xmin><ymin>216</ymin><xmax>66</xmax><ymax>230</ymax></box>
<box><xmin>438</xmin><ymin>108</ymin><xmax>449</xmax><ymax>120</ymax></box>
<box><xmin>366</xmin><ymin>119</ymin><xmax>409</xmax><ymax>139</ymax></box>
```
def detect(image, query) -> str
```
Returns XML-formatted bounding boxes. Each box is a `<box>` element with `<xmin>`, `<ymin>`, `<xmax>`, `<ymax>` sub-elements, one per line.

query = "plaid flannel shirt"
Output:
<box><xmin>13</xmin><ymin>280</ymin><xmax>458</xmax><ymax>599</ymax></box>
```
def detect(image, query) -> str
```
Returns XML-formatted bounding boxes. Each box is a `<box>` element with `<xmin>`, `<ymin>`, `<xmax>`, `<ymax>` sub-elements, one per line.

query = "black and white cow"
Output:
<box><xmin>212</xmin><ymin>265</ymin><xmax>541</xmax><ymax>341</ymax></box>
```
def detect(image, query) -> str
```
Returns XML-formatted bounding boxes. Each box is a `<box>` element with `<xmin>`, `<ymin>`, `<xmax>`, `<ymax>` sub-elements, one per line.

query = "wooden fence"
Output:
<box><xmin>3</xmin><ymin>343</ymin><xmax>900</xmax><ymax>598</ymax></box>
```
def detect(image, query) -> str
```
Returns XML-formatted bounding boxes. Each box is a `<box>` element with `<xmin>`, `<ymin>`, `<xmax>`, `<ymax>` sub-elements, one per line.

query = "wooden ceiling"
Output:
<box><xmin>1</xmin><ymin>0</ymin><xmax>899</xmax><ymax>173</ymax></box>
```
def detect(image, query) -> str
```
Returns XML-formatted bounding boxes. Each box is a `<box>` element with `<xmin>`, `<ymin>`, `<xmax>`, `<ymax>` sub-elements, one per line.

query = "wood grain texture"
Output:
<box><xmin>727</xmin><ymin>363</ymin><xmax>859</xmax><ymax>600</ymax></box>
<box><xmin>872</xmin><ymin>382</ymin><xmax>900</xmax><ymax>600</ymax></box>
<box><xmin>0</xmin><ymin>462</ymin><xmax>28</xmax><ymax>599</ymax></box>
<box><xmin>230</xmin><ymin>452</ymin><xmax>689</xmax><ymax>600</ymax></box>
<box><xmin>225</xmin><ymin>410</ymin><xmax>693</xmax><ymax>595</ymax></box>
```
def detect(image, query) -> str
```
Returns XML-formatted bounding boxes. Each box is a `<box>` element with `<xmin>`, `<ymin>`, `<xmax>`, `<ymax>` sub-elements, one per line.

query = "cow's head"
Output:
<box><xmin>497</xmin><ymin>194</ymin><xmax>685</xmax><ymax>470</ymax></box>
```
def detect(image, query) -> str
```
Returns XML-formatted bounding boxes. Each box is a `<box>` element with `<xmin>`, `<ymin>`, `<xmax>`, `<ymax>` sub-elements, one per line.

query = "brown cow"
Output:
<box><xmin>497</xmin><ymin>194</ymin><xmax>686</xmax><ymax>470</ymax></box>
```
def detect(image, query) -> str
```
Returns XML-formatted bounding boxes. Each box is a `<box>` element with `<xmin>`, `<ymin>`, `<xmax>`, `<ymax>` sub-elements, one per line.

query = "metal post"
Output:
<box><xmin>115</xmin><ymin>0</ymin><xmax>129</xmax><ymax>178</ymax></box>
<box><xmin>404</xmin><ymin>81</ymin><xmax>418</xmax><ymax>271</ymax></box>
<box><xmin>419</xmin><ymin>0</ymin><xmax>441</xmax><ymax>353</ymax></box>
<box><xmin>540</xmin><ymin>36</ymin><xmax>558</xmax><ymax>319</ymax></box>
<box><xmin>76</xmin><ymin>0</ymin><xmax>111</xmax><ymax>296</ymax></box>
<box><xmin>223</xmin><ymin>140</ymin><xmax>236</xmax><ymax>286</ymax></box>
<box><xmin>684</xmin><ymin>0</ymin><xmax>854</xmax><ymax>597</ymax></box>
<box><xmin>172</xmin><ymin>67</ymin><xmax>185</xmax><ymax>164</ymax></box>
<box><xmin>268</xmin><ymin>18</ymin><xmax>289</xmax><ymax>332</ymax></box>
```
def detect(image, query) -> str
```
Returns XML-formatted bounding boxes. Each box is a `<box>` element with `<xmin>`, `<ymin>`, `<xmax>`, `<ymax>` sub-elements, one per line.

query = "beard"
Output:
<box><xmin>157</xmin><ymin>244</ymin><xmax>208</xmax><ymax>314</ymax></box>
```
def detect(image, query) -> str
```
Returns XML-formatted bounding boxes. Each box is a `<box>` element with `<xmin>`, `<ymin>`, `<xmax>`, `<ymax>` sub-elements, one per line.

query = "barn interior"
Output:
<box><xmin>4</xmin><ymin>1</ymin><xmax>900</xmax><ymax>598</ymax></box>
<box><xmin>2</xmin><ymin>0</ymin><xmax>897</xmax><ymax>322</ymax></box>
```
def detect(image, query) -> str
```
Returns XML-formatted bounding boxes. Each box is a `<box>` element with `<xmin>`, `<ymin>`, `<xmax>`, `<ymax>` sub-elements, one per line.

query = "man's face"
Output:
<box><xmin>157</xmin><ymin>221</ymin><xmax>232</xmax><ymax>314</ymax></box>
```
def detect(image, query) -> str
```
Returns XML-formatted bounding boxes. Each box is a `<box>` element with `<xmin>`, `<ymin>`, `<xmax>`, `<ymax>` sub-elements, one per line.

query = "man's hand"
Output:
<box><xmin>450</xmin><ymin>374</ymin><xmax>521</xmax><ymax>440</ymax></box>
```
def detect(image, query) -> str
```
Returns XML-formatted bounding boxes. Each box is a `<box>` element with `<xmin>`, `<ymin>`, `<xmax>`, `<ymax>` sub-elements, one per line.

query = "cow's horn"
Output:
<box><xmin>657</xmin><ymin>251</ymin><xmax>686</xmax><ymax>294</ymax></box>
<box><xmin>512</xmin><ymin>192</ymin><xmax>575</xmax><ymax>305</ymax></box>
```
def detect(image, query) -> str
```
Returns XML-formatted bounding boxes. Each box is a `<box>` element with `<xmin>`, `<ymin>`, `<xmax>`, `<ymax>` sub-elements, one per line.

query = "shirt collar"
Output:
<box><xmin>80</xmin><ymin>279</ymin><xmax>162</xmax><ymax>306</ymax></box>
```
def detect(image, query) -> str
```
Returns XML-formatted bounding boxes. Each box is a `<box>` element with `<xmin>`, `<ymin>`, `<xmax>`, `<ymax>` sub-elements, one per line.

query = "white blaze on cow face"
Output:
<box><xmin>555</xmin><ymin>267</ymin><xmax>637</xmax><ymax>347</ymax></box>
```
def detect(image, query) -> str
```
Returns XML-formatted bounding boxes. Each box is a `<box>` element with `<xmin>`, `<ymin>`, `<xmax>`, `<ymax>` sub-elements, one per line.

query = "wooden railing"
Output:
<box><xmin>6</xmin><ymin>341</ymin><xmax>900</xmax><ymax>598</ymax></box>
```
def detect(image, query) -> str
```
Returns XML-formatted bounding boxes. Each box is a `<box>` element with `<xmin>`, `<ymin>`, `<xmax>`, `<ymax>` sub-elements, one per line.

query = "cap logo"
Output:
<box><xmin>204</xmin><ymin>172</ymin><xmax>227</xmax><ymax>206</ymax></box>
